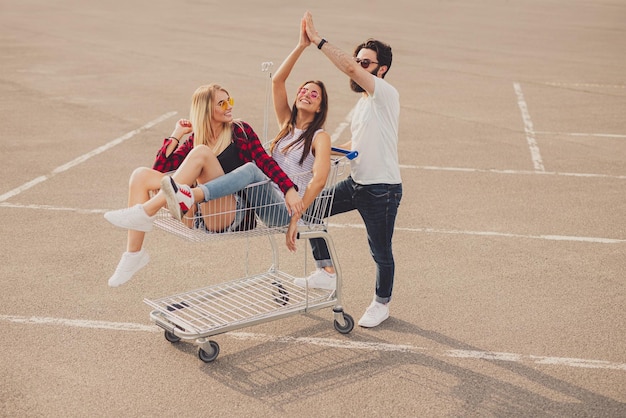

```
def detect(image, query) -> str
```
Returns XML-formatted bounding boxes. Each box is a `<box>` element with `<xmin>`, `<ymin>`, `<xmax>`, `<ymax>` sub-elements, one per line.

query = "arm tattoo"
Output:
<box><xmin>321</xmin><ymin>42</ymin><xmax>355</xmax><ymax>74</ymax></box>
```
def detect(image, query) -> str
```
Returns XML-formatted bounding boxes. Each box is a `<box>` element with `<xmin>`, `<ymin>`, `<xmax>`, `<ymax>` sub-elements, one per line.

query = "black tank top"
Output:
<box><xmin>217</xmin><ymin>142</ymin><xmax>244</xmax><ymax>174</ymax></box>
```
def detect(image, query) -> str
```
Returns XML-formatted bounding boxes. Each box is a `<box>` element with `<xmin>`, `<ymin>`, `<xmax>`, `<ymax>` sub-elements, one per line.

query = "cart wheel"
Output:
<box><xmin>334</xmin><ymin>313</ymin><xmax>354</xmax><ymax>334</ymax></box>
<box><xmin>271</xmin><ymin>281</ymin><xmax>289</xmax><ymax>305</ymax></box>
<box><xmin>198</xmin><ymin>341</ymin><xmax>220</xmax><ymax>363</ymax></box>
<box><xmin>164</xmin><ymin>330</ymin><xmax>181</xmax><ymax>343</ymax></box>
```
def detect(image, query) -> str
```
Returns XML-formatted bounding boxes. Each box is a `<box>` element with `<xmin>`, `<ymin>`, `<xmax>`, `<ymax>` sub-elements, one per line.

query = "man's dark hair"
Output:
<box><xmin>354</xmin><ymin>38</ymin><xmax>393</xmax><ymax>77</ymax></box>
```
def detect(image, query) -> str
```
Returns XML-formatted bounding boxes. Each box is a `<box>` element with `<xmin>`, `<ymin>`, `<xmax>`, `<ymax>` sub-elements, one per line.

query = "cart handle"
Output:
<box><xmin>331</xmin><ymin>147</ymin><xmax>359</xmax><ymax>160</ymax></box>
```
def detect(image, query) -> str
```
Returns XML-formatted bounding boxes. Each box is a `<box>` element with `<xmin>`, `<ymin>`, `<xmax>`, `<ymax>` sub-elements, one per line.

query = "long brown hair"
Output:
<box><xmin>269</xmin><ymin>80</ymin><xmax>328</xmax><ymax>165</ymax></box>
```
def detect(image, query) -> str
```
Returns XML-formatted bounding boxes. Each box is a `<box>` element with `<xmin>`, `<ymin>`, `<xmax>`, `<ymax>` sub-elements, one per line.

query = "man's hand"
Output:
<box><xmin>303</xmin><ymin>11</ymin><xmax>322</xmax><ymax>46</ymax></box>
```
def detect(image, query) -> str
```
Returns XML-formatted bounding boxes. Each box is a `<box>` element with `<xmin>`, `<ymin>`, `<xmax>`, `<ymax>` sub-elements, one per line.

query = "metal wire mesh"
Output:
<box><xmin>153</xmin><ymin>157</ymin><xmax>349</xmax><ymax>242</ymax></box>
<box><xmin>144</xmin><ymin>271</ymin><xmax>334</xmax><ymax>336</ymax></box>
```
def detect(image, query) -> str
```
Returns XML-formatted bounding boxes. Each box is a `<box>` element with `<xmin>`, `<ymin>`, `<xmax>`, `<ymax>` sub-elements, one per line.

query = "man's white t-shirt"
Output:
<box><xmin>349</xmin><ymin>76</ymin><xmax>401</xmax><ymax>185</ymax></box>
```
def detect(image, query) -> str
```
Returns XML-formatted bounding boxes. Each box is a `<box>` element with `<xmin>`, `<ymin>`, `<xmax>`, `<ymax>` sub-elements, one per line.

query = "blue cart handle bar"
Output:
<box><xmin>331</xmin><ymin>147</ymin><xmax>359</xmax><ymax>160</ymax></box>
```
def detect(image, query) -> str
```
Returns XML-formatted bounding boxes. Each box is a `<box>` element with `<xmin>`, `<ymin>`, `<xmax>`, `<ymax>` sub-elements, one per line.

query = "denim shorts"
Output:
<box><xmin>193</xmin><ymin>194</ymin><xmax>247</xmax><ymax>233</ymax></box>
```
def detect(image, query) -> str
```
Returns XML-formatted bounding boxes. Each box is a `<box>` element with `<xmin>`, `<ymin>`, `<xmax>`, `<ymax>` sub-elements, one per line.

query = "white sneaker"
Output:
<box><xmin>293</xmin><ymin>268</ymin><xmax>336</xmax><ymax>290</ymax></box>
<box><xmin>358</xmin><ymin>299</ymin><xmax>390</xmax><ymax>328</ymax></box>
<box><xmin>161</xmin><ymin>176</ymin><xmax>194</xmax><ymax>221</ymax></box>
<box><xmin>108</xmin><ymin>249</ymin><xmax>150</xmax><ymax>287</ymax></box>
<box><xmin>104</xmin><ymin>204</ymin><xmax>155</xmax><ymax>232</ymax></box>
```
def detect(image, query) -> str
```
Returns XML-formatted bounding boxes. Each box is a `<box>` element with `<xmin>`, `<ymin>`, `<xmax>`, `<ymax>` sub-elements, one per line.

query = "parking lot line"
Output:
<box><xmin>0</xmin><ymin>111</ymin><xmax>176</xmax><ymax>203</ymax></box>
<box><xmin>2</xmin><ymin>314</ymin><xmax>624</xmax><ymax>371</ymax></box>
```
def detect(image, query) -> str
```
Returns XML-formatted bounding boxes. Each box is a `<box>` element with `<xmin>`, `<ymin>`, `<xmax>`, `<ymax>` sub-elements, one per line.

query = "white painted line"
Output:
<box><xmin>0</xmin><ymin>202</ymin><xmax>623</xmax><ymax>243</ymax></box>
<box><xmin>2</xmin><ymin>314</ymin><xmax>625</xmax><ymax>371</ymax></box>
<box><xmin>0</xmin><ymin>111</ymin><xmax>177</xmax><ymax>203</ymax></box>
<box><xmin>514</xmin><ymin>82</ymin><xmax>545</xmax><ymax>172</ymax></box>
<box><xmin>447</xmin><ymin>349</ymin><xmax>522</xmax><ymax>362</ymax></box>
<box><xmin>398</xmin><ymin>165</ymin><xmax>626</xmax><ymax>180</ymax></box>
<box><xmin>528</xmin><ymin>355</ymin><xmax>626</xmax><ymax>369</ymax></box>
<box><xmin>328</xmin><ymin>223</ymin><xmax>626</xmax><ymax>244</ymax></box>
<box><xmin>448</xmin><ymin>350</ymin><xmax>625</xmax><ymax>371</ymax></box>
<box><xmin>0</xmin><ymin>314</ymin><xmax>156</xmax><ymax>332</ymax></box>
<box><xmin>545</xmin><ymin>82</ymin><xmax>626</xmax><ymax>89</ymax></box>
<box><xmin>535</xmin><ymin>131</ymin><xmax>626</xmax><ymax>139</ymax></box>
<box><xmin>228</xmin><ymin>332</ymin><xmax>421</xmax><ymax>352</ymax></box>
<box><xmin>0</xmin><ymin>202</ymin><xmax>106</xmax><ymax>214</ymax></box>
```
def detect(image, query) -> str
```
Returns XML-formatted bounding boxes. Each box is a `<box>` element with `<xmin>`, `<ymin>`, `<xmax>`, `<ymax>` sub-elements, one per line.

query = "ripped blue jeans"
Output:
<box><xmin>198</xmin><ymin>162</ymin><xmax>290</xmax><ymax>227</ymax></box>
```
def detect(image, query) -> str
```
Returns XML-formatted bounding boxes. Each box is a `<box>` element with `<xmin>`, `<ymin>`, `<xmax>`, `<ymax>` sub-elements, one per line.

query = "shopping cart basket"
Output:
<box><xmin>144</xmin><ymin>148</ymin><xmax>358</xmax><ymax>362</ymax></box>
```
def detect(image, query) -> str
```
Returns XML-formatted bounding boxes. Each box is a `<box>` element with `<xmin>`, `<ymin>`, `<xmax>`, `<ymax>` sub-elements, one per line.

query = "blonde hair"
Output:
<box><xmin>189</xmin><ymin>84</ymin><xmax>232</xmax><ymax>155</ymax></box>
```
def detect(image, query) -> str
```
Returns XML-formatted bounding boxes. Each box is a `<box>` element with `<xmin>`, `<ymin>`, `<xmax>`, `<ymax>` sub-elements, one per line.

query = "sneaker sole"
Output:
<box><xmin>358</xmin><ymin>312</ymin><xmax>389</xmax><ymax>328</ymax></box>
<box><xmin>160</xmin><ymin>176</ymin><xmax>183</xmax><ymax>221</ymax></box>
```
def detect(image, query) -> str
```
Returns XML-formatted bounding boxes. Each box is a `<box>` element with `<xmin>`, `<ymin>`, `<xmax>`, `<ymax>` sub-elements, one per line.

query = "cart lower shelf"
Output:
<box><xmin>144</xmin><ymin>270</ymin><xmax>354</xmax><ymax>362</ymax></box>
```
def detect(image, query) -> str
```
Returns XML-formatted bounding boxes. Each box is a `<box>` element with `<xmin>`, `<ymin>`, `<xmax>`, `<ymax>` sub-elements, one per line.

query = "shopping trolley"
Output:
<box><xmin>144</xmin><ymin>148</ymin><xmax>358</xmax><ymax>362</ymax></box>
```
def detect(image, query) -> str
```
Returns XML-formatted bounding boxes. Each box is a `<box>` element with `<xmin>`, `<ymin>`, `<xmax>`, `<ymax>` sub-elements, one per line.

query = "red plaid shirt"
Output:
<box><xmin>152</xmin><ymin>121</ymin><xmax>296</xmax><ymax>194</ymax></box>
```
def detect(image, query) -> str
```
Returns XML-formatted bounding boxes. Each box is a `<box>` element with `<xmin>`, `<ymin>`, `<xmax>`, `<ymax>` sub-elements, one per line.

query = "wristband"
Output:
<box><xmin>168</xmin><ymin>136</ymin><xmax>179</xmax><ymax>143</ymax></box>
<box><xmin>317</xmin><ymin>38</ymin><xmax>327</xmax><ymax>50</ymax></box>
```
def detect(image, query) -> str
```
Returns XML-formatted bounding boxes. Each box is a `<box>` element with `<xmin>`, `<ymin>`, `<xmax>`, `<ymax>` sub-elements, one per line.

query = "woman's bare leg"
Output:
<box><xmin>189</xmin><ymin>146</ymin><xmax>237</xmax><ymax>231</ymax></box>
<box><xmin>107</xmin><ymin>166</ymin><xmax>164</xmax><ymax>287</ymax></box>
<box><xmin>143</xmin><ymin>145</ymin><xmax>237</xmax><ymax>231</ymax></box>
<box><xmin>125</xmin><ymin>167</ymin><xmax>166</xmax><ymax>252</ymax></box>
<box><xmin>143</xmin><ymin>145</ymin><xmax>225</xmax><ymax>215</ymax></box>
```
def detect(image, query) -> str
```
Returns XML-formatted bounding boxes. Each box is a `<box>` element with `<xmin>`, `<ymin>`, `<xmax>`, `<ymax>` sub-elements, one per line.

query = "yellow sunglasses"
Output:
<box><xmin>217</xmin><ymin>97</ymin><xmax>234</xmax><ymax>110</ymax></box>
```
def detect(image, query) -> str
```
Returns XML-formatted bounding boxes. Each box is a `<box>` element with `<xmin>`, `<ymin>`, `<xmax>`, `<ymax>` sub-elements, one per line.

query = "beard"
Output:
<box><xmin>350</xmin><ymin>79</ymin><xmax>365</xmax><ymax>93</ymax></box>
<box><xmin>350</xmin><ymin>66</ymin><xmax>380</xmax><ymax>93</ymax></box>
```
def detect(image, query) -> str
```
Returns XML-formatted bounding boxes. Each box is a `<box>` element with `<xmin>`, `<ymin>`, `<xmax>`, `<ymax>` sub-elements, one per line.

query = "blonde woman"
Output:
<box><xmin>105</xmin><ymin>83</ymin><xmax>301</xmax><ymax>287</ymax></box>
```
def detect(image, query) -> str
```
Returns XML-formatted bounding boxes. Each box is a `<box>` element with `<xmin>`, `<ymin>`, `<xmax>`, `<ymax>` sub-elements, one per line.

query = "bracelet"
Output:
<box><xmin>317</xmin><ymin>38</ymin><xmax>327</xmax><ymax>49</ymax></box>
<box><xmin>167</xmin><ymin>136</ymin><xmax>179</xmax><ymax>143</ymax></box>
